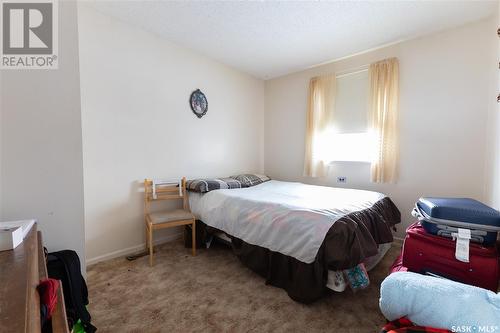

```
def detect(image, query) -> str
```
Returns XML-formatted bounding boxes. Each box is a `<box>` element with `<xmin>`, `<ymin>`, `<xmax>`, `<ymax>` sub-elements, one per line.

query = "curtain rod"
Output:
<box><xmin>335</xmin><ymin>64</ymin><xmax>369</xmax><ymax>79</ymax></box>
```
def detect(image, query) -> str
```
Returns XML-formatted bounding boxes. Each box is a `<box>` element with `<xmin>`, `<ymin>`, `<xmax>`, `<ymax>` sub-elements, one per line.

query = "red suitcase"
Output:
<box><xmin>402</xmin><ymin>222</ymin><xmax>499</xmax><ymax>291</ymax></box>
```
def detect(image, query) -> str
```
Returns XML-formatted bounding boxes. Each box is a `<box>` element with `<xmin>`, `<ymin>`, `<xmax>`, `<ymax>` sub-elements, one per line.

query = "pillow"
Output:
<box><xmin>230</xmin><ymin>174</ymin><xmax>271</xmax><ymax>187</ymax></box>
<box><xmin>186</xmin><ymin>178</ymin><xmax>242</xmax><ymax>193</ymax></box>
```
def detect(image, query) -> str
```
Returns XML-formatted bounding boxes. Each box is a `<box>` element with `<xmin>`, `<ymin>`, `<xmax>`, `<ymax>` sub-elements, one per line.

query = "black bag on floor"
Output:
<box><xmin>46</xmin><ymin>249</ymin><xmax>97</xmax><ymax>333</ymax></box>
<box><xmin>184</xmin><ymin>221</ymin><xmax>208</xmax><ymax>248</ymax></box>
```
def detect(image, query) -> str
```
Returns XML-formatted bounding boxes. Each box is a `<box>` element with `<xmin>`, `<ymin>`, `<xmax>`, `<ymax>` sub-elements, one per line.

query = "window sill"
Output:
<box><xmin>328</xmin><ymin>160</ymin><xmax>371</xmax><ymax>164</ymax></box>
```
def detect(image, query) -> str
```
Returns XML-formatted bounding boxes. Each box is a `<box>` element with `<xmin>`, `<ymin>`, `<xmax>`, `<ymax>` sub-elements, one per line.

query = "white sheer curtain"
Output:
<box><xmin>368</xmin><ymin>58</ymin><xmax>400</xmax><ymax>183</ymax></box>
<box><xmin>303</xmin><ymin>74</ymin><xmax>336</xmax><ymax>177</ymax></box>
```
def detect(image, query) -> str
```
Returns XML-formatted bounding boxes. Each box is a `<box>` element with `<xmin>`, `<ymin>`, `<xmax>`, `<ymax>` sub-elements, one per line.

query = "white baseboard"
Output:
<box><xmin>86</xmin><ymin>231</ymin><xmax>183</xmax><ymax>267</ymax></box>
<box><xmin>393</xmin><ymin>236</ymin><xmax>404</xmax><ymax>246</ymax></box>
<box><xmin>86</xmin><ymin>232</ymin><xmax>404</xmax><ymax>267</ymax></box>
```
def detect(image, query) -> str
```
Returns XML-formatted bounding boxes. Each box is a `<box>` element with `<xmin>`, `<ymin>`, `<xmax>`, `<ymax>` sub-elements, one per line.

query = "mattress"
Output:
<box><xmin>189</xmin><ymin>180</ymin><xmax>386</xmax><ymax>263</ymax></box>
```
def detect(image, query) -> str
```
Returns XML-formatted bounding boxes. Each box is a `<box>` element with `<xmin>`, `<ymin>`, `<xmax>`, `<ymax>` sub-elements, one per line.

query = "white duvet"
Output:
<box><xmin>189</xmin><ymin>180</ymin><xmax>386</xmax><ymax>264</ymax></box>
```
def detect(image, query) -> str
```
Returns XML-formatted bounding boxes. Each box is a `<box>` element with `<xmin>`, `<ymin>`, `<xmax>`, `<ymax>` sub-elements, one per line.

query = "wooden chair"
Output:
<box><xmin>144</xmin><ymin>177</ymin><xmax>196</xmax><ymax>266</ymax></box>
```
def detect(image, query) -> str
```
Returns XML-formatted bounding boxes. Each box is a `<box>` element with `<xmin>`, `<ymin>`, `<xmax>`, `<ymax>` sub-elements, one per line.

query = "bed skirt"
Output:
<box><xmin>193</xmin><ymin>196</ymin><xmax>401</xmax><ymax>303</ymax></box>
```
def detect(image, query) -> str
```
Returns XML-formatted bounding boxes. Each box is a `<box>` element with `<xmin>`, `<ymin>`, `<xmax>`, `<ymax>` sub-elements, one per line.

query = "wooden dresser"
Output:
<box><xmin>0</xmin><ymin>224</ymin><xmax>70</xmax><ymax>333</ymax></box>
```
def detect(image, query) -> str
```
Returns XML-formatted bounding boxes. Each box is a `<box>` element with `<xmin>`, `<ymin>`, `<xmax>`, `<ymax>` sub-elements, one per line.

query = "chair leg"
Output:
<box><xmin>145</xmin><ymin>221</ymin><xmax>149</xmax><ymax>252</ymax></box>
<box><xmin>191</xmin><ymin>220</ymin><xmax>196</xmax><ymax>256</ymax></box>
<box><xmin>149</xmin><ymin>224</ymin><xmax>154</xmax><ymax>266</ymax></box>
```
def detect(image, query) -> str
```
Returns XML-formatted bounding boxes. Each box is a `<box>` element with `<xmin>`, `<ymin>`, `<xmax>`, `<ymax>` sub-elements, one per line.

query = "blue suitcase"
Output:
<box><xmin>412</xmin><ymin>197</ymin><xmax>500</xmax><ymax>246</ymax></box>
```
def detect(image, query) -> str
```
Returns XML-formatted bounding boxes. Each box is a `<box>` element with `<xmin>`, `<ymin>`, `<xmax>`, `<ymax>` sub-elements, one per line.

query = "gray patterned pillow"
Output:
<box><xmin>230</xmin><ymin>174</ymin><xmax>271</xmax><ymax>187</ymax></box>
<box><xmin>186</xmin><ymin>178</ymin><xmax>242</xmax><ymax>193</ymax></box>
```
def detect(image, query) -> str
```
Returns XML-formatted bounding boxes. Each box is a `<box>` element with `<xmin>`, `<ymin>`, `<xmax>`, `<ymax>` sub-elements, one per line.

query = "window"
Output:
<box><xmin>304</xmin><ymin>58</ymin><xmax>398</xmax><ymax>180</ymax></box>
<box><xmin>329</xmin><ymin>70</ymin><xmax>372</xmax><ymax>163</ymax></box>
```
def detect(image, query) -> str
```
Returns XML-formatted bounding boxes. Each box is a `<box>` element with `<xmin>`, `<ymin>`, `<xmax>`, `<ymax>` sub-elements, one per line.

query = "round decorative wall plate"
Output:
<box><xmin>189</xmin><ymin>89</ymin><xmax>208</xmax><ymax>118</ymax></box>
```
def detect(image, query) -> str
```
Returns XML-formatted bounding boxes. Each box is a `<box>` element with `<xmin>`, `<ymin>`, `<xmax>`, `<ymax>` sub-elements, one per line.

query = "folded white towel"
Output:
<box><xmin>152</xmin><ymin>179</ymin><xmax>181</xmax><ymax>199</ymax></box>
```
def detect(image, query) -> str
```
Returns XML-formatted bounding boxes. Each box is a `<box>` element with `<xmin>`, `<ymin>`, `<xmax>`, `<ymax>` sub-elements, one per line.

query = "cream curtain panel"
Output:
<box><xmin>368</xmin><ymin>57</ymin><xmax>399</xmax><ymax>183</ymax></box>
<box><xmin>303</xmin><ymin>74</ymin><xmax>336</xmax><ymax>177</ymax></box>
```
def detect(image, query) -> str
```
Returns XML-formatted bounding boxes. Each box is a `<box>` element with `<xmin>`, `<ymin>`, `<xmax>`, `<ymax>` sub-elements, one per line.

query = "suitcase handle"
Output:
<box><xmin>436</xmin><ymin>229</ymin><xmax>484</xmax><ymax>244</ymax></box>
<box><xmin>411</xmin><ymin>204</ymin><xmax>425</xmax><ymax>220</ymax></box>
<box><xmin>412</xmin><ymin>204</ymin><xmax>500</xmax><ymax>232</ymax></box>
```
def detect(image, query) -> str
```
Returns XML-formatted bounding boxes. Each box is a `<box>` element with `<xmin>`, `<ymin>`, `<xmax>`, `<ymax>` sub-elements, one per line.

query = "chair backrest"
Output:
<box><xmin>144</xmin><ymin>177</ymin><xmax>188</xmax><ymax>214</ymax></box>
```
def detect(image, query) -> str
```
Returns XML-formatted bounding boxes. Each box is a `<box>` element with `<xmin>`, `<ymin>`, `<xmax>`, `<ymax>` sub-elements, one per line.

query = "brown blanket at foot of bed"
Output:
<box><xmin>196</xmin><ymin>196</ymin><xmax>401</xmax><ymax>303</ymax></box>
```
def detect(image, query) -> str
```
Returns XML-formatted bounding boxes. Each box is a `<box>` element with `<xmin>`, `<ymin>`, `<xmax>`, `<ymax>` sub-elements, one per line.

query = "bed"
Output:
<box><xmin>188</xmin><ymin>179</ymin><xmax>401</xmax><ymax>303</ymax></box>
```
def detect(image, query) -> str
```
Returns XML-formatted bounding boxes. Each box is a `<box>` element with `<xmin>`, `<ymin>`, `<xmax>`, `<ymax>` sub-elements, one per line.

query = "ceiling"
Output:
<box><xmin>87</xmin><ymin>1</ymin><xmax>497</xmax><ymax>79</ymax></box>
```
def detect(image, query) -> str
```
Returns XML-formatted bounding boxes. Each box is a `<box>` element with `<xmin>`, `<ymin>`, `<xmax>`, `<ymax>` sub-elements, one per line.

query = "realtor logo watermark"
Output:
<box><xmin>452</xmin><ymin>326</ymin><xmax>499</xmax><ymax>333</ymax></box>
<box><xmin>1</xmin><ymin>0</ymin><xmax>58</xmax><ymax>69</ymax></box>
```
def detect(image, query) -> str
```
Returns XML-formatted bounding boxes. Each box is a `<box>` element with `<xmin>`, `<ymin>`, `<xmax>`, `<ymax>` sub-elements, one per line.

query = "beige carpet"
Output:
<box><xmin>87</xmin><ymin>240</ymin><xmax>401</xmax><ymax>333</ymax></box>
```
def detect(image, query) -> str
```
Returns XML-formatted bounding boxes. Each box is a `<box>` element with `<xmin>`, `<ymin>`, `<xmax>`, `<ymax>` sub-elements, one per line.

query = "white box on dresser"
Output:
<box><xmin>0</xmin><ymin>220</ymin><xmax>36</xmax><ymax>251</ymax></box>
<box><xmin>0</xmin><ymin>226</ymin><xmax>23</xmax><ymax>251</ymax></box>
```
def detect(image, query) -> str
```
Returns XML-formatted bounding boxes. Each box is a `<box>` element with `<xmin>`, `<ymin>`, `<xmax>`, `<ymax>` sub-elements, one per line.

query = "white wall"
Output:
<box><xmin>0</xmin><ymin>69</ymin><xmax>3</xmax><ymax>218</ymax></box>
<box><xmin>485</xmin><ymin>3</ymin><xmax>500</xmax><ymax>210</ymax></box>
<box><xmin>0</xmin><ymin>1</ymin><xmax>86</xmax><ymax>266</ymax></box>
<box><xmin>265</xmin><ymin>17</ymin><xmax>497</xmax><ymax>237</ymax></box>
<box><xmin>77</xmin><ymin>5</ymin><xmax>265</xmax><ymax>264</ymax></box>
